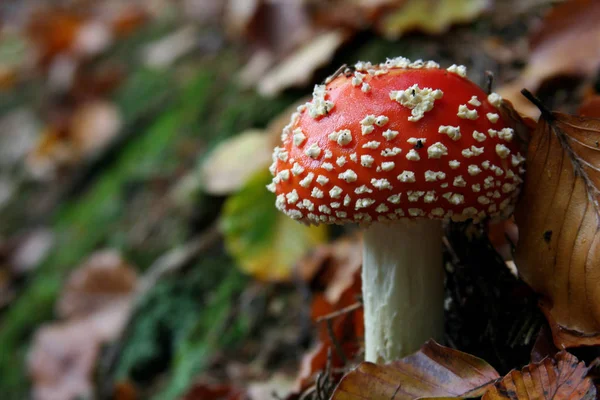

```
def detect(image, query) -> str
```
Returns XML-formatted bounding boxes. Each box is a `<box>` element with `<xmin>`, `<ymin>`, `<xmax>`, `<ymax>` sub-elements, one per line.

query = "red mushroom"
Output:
<box><xmin>268</xmin><ymin>58</ymin><xmax>525</xmax><ymax>363</ymax></box>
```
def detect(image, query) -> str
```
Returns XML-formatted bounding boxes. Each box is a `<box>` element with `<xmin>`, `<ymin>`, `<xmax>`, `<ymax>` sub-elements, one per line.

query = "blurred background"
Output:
<box><xmin>0</xmin><ymin>0</ymin><xmax>595</xmax><ymax>399</ymax></box>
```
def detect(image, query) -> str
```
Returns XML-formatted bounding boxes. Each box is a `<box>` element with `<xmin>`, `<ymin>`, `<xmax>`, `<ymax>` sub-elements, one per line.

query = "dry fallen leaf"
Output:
<box><xmin>483</xmin><ymin>351</ymin><xmax>596</xmax><ymax>400</ymax></box>
<box><xmin>377</xmin><ymin>0</ymin><xmax>491</xmax><ymax>39</ymax></box>
<box><xmin>297</xmin><ymin>233</ymin><xmax>362</xmax><ymax>304</ymax></box>
<box><xmin>498</xmin><ymin>0</ymin><xmax>600</xmax><ymax>118</ymax></box>
<box><xmin>291</xmin><ymin>235</ymin><xmax>364</xmax><ymax>397</ymax></box>
<box><xmin>56</xmin><ymin>250</ymin><xmax>137</xmax><ymax>319</ymax></box>
<box><xmin>579</xmin><ymin>95</ymin><xmax>600</xmax><ymax>118</ymax></box>
<box><xmin>514</xmin><ymin>96</ymin><xmax>600</xmax><ymax>347</ymax></box>
<box><xmin>28</xmin><ymin>303</ymin><xmax>132</xmax><ymax>400</ymax></box>
<box><xmin>28</xmin><ymin>251</ymin><xmax>137</xmax><ymax>400</ymax></box>
<box><xmin>331</xmin><ymin>340</ymin><xmax>500</xmax><ymax>400</ymax></box>
<box><xmin>27</xmin><ymin>9</ymin><xmax>85</xmax><ymax>68</ymax></box>
<box><xmin>26</xmin><ymin>100</ymin><xmax>122</xmax><ymax>179</ymax></box>
<box><xmin>182</xmin><ymin>382</ymin><xmax>243</xmax><ymax>400</ymax></box>
<box><xmin>200</xmin><ymin>129</ymin><xmax>273</xmax><ymax>195</ymax></box>
<box><xmin>256</xmin><ymin>29</ymin><xmax>349</xmax><ymax>97</ymax></box>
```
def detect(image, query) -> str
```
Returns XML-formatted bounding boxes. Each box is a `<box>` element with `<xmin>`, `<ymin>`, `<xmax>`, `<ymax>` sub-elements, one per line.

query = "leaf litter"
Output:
<box><xmin>515</xmin><ymin>91</ymin><xmax>600</xmax><ymax>348</ymax></box>
<box><xmin>4</xmin><ymin>0</ymin><xmax>600</xmax><ymax>399</ymax></box>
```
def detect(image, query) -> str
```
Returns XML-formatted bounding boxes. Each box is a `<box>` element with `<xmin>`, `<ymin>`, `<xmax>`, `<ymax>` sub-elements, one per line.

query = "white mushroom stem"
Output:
<box><xmin>362</xmin><ymin>219</ymin><xmax>445</xmax><ymax>363</ymax></box>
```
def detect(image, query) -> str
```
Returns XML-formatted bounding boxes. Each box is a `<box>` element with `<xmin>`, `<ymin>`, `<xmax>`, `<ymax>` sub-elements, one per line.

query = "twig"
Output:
<box><xmin>521</xmin><ymin>89</ymin><xmax>554</xmax><ymax>121</ymax></box>
<box><xmin>315</xmin><ymin>301</ymin><xmax>362</xmax><ymax>323</ymax></box>
<box><xmin>485</xmin><ymin>71</ymin><xmax>494</xmax><ymax>94</ymax></box>
<box><xmin>325</xmin><ymin>64</ymin><xmax>349</xmax><ymax>83</ymax></box>
<box><xmin>326</xmin><ymin>320</ymin><xmax>348</xmax><ymax>365</ymax></box>
<box><xmin>391</xmin><ymin>384</ymin><xmax>401</xmax><ymax>399</ymax></box>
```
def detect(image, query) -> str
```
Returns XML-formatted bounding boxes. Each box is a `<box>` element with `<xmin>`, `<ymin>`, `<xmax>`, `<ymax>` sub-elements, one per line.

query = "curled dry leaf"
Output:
<box><xmin>514</xmin><ymin>102</ymin><xmax>600</xmax><ymax>347</ymax></box>
<box><xmin>498</xmin><ymin>0</ymin><xmax>600</xmax><ymax>118</ymax></box>
<box><xmin>483</xmin><ymin>351</ymin><xmax>596</xmax><ymax>400</ymax></box>
<box><xmin>331</xmin><ymin>340</ymin><xmax>500</xmax><ymax>400</ymax></box>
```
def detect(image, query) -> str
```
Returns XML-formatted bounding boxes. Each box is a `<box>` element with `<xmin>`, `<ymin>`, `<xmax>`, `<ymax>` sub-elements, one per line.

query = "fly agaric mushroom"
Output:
<box><xmin>268</xmin><ymin>57</ymin><xmax>525</xmax><ymax>363</ymax></box>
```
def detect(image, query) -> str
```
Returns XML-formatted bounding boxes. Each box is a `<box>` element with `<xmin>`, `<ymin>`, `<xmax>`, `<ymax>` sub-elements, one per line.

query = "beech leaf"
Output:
<box><xmin>220</xmin><ymin>169</ymin><xmax>327</xmax><ymax>282</ymax></box>
<box><xmin>331</xmin><ymin>340</ymin><xmax>500</xmax><ymax>400</ymax></box>
<box><xmin>514</xmin><ymin>96</ymin><xmax>600</xmax><ymax>347</ymax></box>
<box><xmin>578</xmin><ymin>95</ymin><xmax>600</xmax><ymax>119</ymax></box>
<box><xmin>483</xmin><ymin>351</ymin><xmax>596</xmax><ymax>400</ymax></box>
<box><xmin>200</xmin><ymin>129</ymin><xmax>273</xmax><ymax>195</ymax></box>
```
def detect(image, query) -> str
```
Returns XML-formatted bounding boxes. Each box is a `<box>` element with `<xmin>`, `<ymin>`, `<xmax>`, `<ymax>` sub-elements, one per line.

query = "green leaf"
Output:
<box><xmin>221</xmin><ymin>168</ymin><xmax>328</xmax><ymax>281</ymax></box>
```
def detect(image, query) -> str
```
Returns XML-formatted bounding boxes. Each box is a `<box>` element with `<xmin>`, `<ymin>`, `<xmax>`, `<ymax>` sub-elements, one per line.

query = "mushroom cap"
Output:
<box><xmin>268</xmin><ymin>58</ymin><xmax>525</xmax><ymax>225</ymax></box>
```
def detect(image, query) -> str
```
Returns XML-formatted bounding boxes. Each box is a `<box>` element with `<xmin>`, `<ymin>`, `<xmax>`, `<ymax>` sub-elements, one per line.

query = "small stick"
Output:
<box><xmin>391</xmin><ymin>384</ymin><xmax>402</xmax><ymax>399</ymax></box>
<box><xmin>485</xmin><ymin>71</ymin><xmax>494</xmax><ymax>94</ymax></box>
<box><xmin>521</xmin><ymin>89</ymin><xmax>554</xmax><ymax>121</ymax></box>
<box><xmin>325</xmin><ymin>64</ymin><xmax>349</xmax><ymax>83</ymax></box>
<box><xmin>315</xmin><ymin>301</ymin><xmax>362</xmax><ymax>323</ymax></box>
<box><xmin>326</xmin><ymin>319</ymin><xmax>349</xmax><ymax>365</ymax></box>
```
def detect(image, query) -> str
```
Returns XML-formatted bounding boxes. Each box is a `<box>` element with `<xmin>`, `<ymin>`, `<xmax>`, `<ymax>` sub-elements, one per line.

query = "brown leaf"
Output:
<box><xmin>579</xmin><ymin>95</ymin><xmax>600</xmax><ymax>118</ymax></box>
<box><xmin>56</xmin><ymin>250</ymin><xmax>137</xmax><ymax>319</ymax></box>
<box><xmin>27</xmin><ymin>9</ymin><xmax>85</xmax><ymax>68</ymax></box>
<box><xmin>28</xmin><ymin>301</ymin><xmax>133</xmax><ymax>400</ymax></box>
<box><xmin>290</xmin><ymin>235</ymin><xmax>364</xmax><ymax>397</ymax></box>
<box><xmin>110</xmin><ymin>5</ymin><xmax>149</xmax><ymax>37</ymax></box>
<box><xmin>182</xmin><ymin>382</ymin><xmax>243</xmax><ymax>400</ymax></box>
<box><xmin>293</xmin><ymin>270</ymin><xmax>363</xmax><ymax>393</ymax></box>
<box><xmin>514</xmin><ymin>104</ymin><xmax>600</xmax><ymax>347</ymax></box>
<box><xmin>296</xmin><ymin>233</ymin><xmax>362</xmax><ymax>304</ymax></box>
<box><xmin>28</xmin><ymin>251</ymin><xmax>137</xmax><ymax>400</ymax></box>
<box><xmin>331</xmin><ymin>340</ymin><xmax>500</xmax><ymax>400</ymax></box>
<box><xmin>483</xmin><ymin>351</ymin><xmax>596</xmax><ymax>400</ymax></box>
<box><xmin>498</xmin><ymin>0</ymin><xmax>600</xmax><ymax>119</ymax></box>
<box><xmin>530</xmin><ymin>326</ymin><xmax>559</xmax><ymax>363</ymax></box>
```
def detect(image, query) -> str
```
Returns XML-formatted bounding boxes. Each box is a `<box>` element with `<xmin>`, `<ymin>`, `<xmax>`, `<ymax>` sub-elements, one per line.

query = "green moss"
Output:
<box><xmin>113</xmin><ymin>253</ymin><xmax>248</xmax><ymax>400</ymax></box>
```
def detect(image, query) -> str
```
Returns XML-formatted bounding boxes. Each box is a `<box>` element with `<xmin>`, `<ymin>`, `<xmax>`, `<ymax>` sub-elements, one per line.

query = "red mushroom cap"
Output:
<box><xmin>268</xmin><ymin>58</ymin><xmax>525</xmax><ymax>225</ymax></box>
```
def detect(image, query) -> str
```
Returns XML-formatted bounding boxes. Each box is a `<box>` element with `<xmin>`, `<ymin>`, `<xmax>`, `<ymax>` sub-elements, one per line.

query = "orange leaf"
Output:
<box><xmin>291</xmin><ymin>235</ymin><xmax>364</xmax><ymax>396</ymax></box>
<box><xmin>514</xmin><ymin>96</ymin><xmax>600</xmax><ymax>347</ymax></box>
<box><xmin>579</xmin><ymin>95</ymin><xmax>600</xmax><ymax>118</ymax></box>
<box><xmin>331</xmin><ymin>341</ymin><xmax>500</xmax><ymax>400</ymax></box>
<box><xmin>483</xmin><ymin>351</ymin><xmax>595</xmax><ymax>400</ymax></box>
